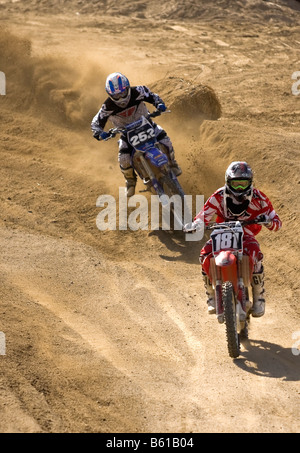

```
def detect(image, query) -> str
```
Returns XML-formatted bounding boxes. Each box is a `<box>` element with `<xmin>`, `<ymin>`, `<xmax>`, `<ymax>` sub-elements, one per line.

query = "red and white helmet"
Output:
<box><xmin>225</xmin><ymin>161</ymin><xmax>253</xmax><ymax>199</ymax></box>
<box><xmin>224</xmin><ymin>161</ymin><xmax>253</xmax><ymax>216</ymax></box>
<box><xmin>105</xmin><ymin>72</ymin><xmax>131</xmax><ymax>107</ymax></box>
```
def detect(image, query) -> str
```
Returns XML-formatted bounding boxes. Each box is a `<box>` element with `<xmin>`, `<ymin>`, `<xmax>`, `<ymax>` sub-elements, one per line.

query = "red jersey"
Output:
<box><xmin>195</xmin><ymin>187</ymin><xmax>282</xmax><ymax>236</ymax></box>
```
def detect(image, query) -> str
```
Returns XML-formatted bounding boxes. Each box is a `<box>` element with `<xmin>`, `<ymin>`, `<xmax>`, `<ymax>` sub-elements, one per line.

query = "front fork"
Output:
<box><xmin>215</xmin><ymin>265</ymin><xmax>224</xmax><ymax>323</ymax></box>
<box><xmin>237</xmin><ymin>252</ymin><xmax>247</xmax><ymax>316</ymax></box>
<box><xmin>135</xmin><ymin>152</ymin><xmax>167</xmax><ymax>203</ymax></box>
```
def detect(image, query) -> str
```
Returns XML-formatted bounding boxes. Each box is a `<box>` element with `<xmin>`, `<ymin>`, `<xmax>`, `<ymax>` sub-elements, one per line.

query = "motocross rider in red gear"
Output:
<box><xmin>184</xmin><ymin>161</ymin><xmax>282</xmax><ymax>317</ymax></box>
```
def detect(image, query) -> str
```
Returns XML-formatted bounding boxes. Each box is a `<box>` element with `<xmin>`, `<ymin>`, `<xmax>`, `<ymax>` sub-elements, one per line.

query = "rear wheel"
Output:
<box><xmin>223</xmin><ymin>282</ymin><xmax>240</xmax><ymax>358</ymax></box>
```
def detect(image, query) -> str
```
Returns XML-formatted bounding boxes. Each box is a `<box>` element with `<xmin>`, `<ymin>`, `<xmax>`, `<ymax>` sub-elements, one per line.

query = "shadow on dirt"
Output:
<box><xmin>235</xmin><ymin>339</ymin><xmax>299</xmax><ymax>382</ymax></box>
<box><xmin>148</xmin><ymin>229</ymin><xmax>205</xmax><ymax>264</ymax></box>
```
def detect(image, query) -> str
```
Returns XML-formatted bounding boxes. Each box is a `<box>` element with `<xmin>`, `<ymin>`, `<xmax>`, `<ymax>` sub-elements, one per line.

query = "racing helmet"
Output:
<box><xmin>224</xmin><ymin>161</ymin><xmax>253</xmax><ymax>216</ymax></box>
<box><xmin>105</xmin><ymin>72</ymin><xmax>131</xmax><ymax>107</ymax></box>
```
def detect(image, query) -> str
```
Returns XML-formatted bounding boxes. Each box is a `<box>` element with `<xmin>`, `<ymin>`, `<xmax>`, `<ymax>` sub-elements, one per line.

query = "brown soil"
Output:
<box><xmin>0</xmin><ymin>0</ymin><xmax>299</xmax><ymax>433</ymax></box>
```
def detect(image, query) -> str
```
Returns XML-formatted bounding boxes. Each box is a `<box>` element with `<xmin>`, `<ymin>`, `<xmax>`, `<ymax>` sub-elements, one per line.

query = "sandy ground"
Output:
<box><xmin>0</xmin><ymin>0</ymin><xmax>299</xmax><ymax>433</ymax></box>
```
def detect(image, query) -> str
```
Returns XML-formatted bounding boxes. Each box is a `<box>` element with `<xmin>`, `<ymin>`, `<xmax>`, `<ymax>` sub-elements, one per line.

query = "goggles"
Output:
<box><xmin>229</xmin><ymin>179</ymin><xmax>252</xmax><ymax>190</ymax></box>
<box><xmin>111</xmin><ymin>87</ymin><xmax>129</xmax><ymax>100</ymax></box>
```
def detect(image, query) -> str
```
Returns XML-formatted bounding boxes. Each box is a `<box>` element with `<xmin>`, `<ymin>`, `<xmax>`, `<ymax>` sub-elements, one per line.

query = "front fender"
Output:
<box><xmin>215</xmin><ymin>251</ymin><xmax>238</xmax><ymax>293</ymax></box>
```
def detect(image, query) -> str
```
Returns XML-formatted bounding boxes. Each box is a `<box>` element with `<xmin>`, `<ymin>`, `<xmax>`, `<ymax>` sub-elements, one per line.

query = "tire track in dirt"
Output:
<box><xmin>1</xmin><ymin>225</ymin><xmax>299</xmax><ymax>432</ymax></box>
<box><xmin>0</xmin><ymin>227</ymin><xmax>207</xmax><ymax>431</ymax></box>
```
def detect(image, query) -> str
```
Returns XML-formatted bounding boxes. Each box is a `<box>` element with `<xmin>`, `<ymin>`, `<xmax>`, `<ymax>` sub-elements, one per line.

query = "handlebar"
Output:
<box><xmin>205</xmin><ymin>218</ymin><xmax>270</xmax><ymax>230</ymax></box>
<box><xmin>103</xmin><ymin>109</ymin><xmax>169</xmax><ymax>140</ymax></box>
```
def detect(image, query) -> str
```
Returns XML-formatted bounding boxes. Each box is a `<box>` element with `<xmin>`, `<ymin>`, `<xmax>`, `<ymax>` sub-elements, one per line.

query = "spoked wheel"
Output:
<box><xmin>223</xmin><ymin>281</ymin><xmax>240</xmax><ymax>358</ymax></box>
<box><xmin>159</xmin><ymin>174</ymin><xmax>184</xmax><ymax>199</ymax></box>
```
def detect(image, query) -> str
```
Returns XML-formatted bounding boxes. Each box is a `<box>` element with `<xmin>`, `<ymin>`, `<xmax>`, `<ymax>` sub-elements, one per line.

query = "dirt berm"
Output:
<box><xmin>0</xmin><ymin>0</ymin><xmax>299</xmax><ymax>433</ymax></box>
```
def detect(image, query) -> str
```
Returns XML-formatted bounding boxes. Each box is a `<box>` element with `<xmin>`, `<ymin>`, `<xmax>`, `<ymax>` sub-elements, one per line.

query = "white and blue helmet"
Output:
<box><xmin>105</xmin><ymin>72</ymin><xmax>131</xmax><ymax>107</ymax></box>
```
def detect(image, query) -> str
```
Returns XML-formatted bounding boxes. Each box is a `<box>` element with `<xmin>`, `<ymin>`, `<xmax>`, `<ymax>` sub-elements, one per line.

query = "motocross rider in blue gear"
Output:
<box><xmin>91</xmin><ymin>72</ymin><xmax>181</xmax><ymax>197</ymax></box>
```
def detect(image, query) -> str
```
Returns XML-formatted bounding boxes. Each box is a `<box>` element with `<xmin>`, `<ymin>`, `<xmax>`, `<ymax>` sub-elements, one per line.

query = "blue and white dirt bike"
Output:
<box><xmin>105</xmin><ymin>110</ymin><xmax>188</xmax><ymax>228</ymax></box>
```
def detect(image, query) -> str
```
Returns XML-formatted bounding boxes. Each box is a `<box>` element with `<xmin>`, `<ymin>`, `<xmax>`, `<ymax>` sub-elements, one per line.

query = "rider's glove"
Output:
<box><xmin>99</xmin><ymin>131</ymin><xmax>110</xmax><ymax>141</ymax></box>
<box><xmin>157</xmin><ymin>103</ymin><xmax>166</xmax><ymax>112</ymax></box>
<box><xmin>93</xmin><ymin>132</ymin><xmax>101</xmax><ymax>141</ymax></box>
<box><xmin>93</xmin><ymin>131</ymin><xmax>110</xmax><ymax>141</ymax></box>
<box><xmin>183</xmin><ymin>218</ymin><xmax>203</xmax><ymax>233</ymax></box>
<box><xmin>257</xmin><ymin>214</ymin><xmax>272</xmax><ymax>228</ymax></box>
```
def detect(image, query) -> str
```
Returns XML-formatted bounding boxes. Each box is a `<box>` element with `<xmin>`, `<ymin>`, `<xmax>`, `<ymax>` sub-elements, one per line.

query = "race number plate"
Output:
<box><xmin>127</xmin><ymin>120</ymin><xmax>155</xmax><ymax>147</ymax></box>
<box><xmin>211</xmin><ymin>229</ymin><xmax>243</xmax><ymax>254</ymax></box>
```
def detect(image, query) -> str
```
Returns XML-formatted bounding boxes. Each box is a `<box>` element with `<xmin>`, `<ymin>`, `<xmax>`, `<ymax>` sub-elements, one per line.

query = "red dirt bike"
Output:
<box><xmin>206</xmin><ymin>219</ymin><xmax>268</xmax><ymax>358</ymax></box>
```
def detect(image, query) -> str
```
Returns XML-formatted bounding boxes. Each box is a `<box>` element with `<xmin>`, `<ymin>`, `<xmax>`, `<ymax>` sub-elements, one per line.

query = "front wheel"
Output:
<box><xmin>159</xmin><ymin>174</ymin><xmax>184</xmax><ymax>199</ymax></box>
<box><xmin>159</xmin><ymin>175</ymin><xmax>190</xmax><ymax>229</ymax></box>
<box><xmin>223</xmin><ymin>281</ymin><xmax>240</xmax><ymax>358</ymax></box>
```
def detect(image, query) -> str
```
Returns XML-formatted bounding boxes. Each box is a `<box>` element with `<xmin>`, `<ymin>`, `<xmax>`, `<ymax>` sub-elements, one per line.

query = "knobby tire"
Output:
<box><xmin>159</xmin><ymin>175</ymin><xmax>184</xmax><ymax>199</ymax></box>
<box><xmin>223</xmin><ymin>281</ymin><xmax>240</xmax><ymax>358</ymax></box>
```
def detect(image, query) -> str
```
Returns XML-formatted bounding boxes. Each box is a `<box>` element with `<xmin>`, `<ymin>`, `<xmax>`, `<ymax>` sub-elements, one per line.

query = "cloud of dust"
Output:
<box><xmin>0</xmin><ymin>28</ymin><xmax>106</xmax><ymax>129</ymax></box>
<box><xmin>0</xmin><ymin>27</ymin><xmax>225</xmax><ymax>198</ymax></box>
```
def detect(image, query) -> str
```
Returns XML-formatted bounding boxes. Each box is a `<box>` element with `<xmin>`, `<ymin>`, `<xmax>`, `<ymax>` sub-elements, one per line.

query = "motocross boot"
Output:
<box><xmin>160</xmin><ymin>145</ymin><xmax>182</xmax><ymax>177</ymax></box>
<box><xmin>202</xmin><ymin>272</ymin><xmax>216</xmax><ymax>314</ymax></box>
<box><xmin>251</xmin><ymin>270</ymin><xmax>265</xmax><ymax>317</ymax></box>
<box><xmin>121</xmin><ymin>167</ymin><xmax>137</xmax><ymax>198</ymax></box>
<box><xmin>169</xmin><ymin>149</ymin><xmax>182</xmax><ymax>176</ymax></box>
<box><xmin>171</xmin><ymin>160</ymin><xmax>182</xmax><ymax>177</ymax></box>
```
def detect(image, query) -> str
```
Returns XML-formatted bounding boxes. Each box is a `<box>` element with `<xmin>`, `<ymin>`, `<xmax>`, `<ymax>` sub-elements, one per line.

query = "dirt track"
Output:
<box><xmin>0</xmin><ymin>0</ymin><xmax>299</xmax><ymax>433</ymax></box>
